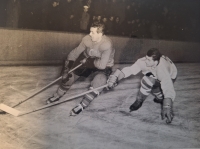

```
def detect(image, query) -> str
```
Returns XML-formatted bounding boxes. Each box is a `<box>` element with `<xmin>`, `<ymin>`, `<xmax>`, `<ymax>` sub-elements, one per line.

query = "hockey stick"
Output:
<box><xmin>0</xmin><ymin>63</ymin><xmax>82</xmax><ymax>114</ymax></box>
<box><xmin>0</xmin><ymin>84</ymin><xmax>108</xmax><ymax>117</ymax></box>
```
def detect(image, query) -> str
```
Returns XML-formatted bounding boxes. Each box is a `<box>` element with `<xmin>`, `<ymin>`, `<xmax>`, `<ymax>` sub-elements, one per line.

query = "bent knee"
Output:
<box><xmin>91</xmin><ymin>73</ymin><xmax>107</xmax><ymax>88</ymax></box>
<box><xmin>141</xmin><ymin>76</ymin><xmax>156</xmax><ymax>88</ymax></box>
<box><xmin>140</xmin><ymin>76</ymin><xmax>157</xmax><ymax>95</ymax></box>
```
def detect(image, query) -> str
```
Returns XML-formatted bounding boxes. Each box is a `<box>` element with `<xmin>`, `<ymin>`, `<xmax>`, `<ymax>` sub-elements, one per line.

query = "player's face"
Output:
<box><xmin>145</xmin><ymin>56</ymin><xmax>156</xmax><ymax>67</ymax></box>
<box><xmin>89</xmin><ymin>27</ymin><xmax>102</xmax><ymax>42</ymax></box>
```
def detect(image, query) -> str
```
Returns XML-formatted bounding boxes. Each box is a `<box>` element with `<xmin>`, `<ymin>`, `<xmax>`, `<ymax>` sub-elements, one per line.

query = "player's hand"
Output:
<box><xmin>161</xmin><ymin>98</ymin><xmax>174</xmax><ymax>124</ymax></box>
<box><xmin>80</xmin><ymin>58</ymin><xmax>88</xmax><ymax>64</ymax></box>
<box><xmin>107</xmin><ymin>75</ymin><xmax>118</xmax><ymax>89</ymax></box>
<box><xmin>62</xmin><ymin>60</ymin><xmax>74</xmax><ymax>83</ymax></box>
<box><xmin>62</xmin><ymin>68</ymin><xmax>73</xmax><ymax>83</ymax></box>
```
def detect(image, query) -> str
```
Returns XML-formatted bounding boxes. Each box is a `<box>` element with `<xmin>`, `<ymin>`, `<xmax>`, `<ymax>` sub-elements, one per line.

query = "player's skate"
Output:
<box><xmin>46</xmin><ymin>93</ymin><xmax>61</xmax><ymax>104</ymax></box>
<box><xmin>129</xmin><ymin>91</ymin><xmax>147</xmax><ymax>112</ymax></box>
<box><xmin>70</xmin><ymin>103</ymin><xmax>84</xmax><ymax>116</ymax></box>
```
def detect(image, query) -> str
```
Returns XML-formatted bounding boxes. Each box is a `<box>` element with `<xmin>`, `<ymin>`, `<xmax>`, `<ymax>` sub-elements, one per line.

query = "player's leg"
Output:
<box><xmin>151</xmin><ymin>81</ymin><xmax>164</xmax><ymax>103</ymax></box>
<box><xmin>70</xmin><ymin>68</ymin><xmax>112</xmax><ymax>116</ymax></box>
<box><xmin>46</xmin><ymin>52</ymin><xmax>89</xmax><ymax>104</ymax></box>
<box><xmin>130</xmin><ymin>76</ymin><xmax>156</xmax><ymax>111</ymax></box>
<box><xmin>46</xmin><ymin>73</ymin><xmax>80</xmax><ymax>104</ymax></box>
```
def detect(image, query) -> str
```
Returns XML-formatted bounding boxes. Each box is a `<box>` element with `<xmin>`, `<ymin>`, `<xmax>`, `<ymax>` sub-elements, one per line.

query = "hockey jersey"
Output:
<box><xmin>121</xmin><ymin>56</ymin><xmax>177</xmax><ymax>101</ymax></box>
<box><xmin>67</xmin><ymin>35</ymin><xmax>115</xmax><ymax>69</ymax></box>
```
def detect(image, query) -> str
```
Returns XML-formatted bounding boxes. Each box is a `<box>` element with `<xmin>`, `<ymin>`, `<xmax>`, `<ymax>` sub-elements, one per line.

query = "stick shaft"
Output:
<box><xmin>19</xmin><ymin>84</ymin><xmax>108</xmax><ymax>116</ymax></box>
<box><xmin>13</xmin><ymin>77</ymin><xmax>62</xmax><ymax>108</ymax></box>
<box><xmin>13</xmin><ymin>63</ymin><xmax>82</xmax><ymax>108</ymax></box>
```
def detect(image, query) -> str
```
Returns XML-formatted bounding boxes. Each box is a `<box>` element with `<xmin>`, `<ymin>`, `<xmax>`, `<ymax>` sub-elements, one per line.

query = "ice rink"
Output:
<box><xmin>0</xmin><ymin>63</ymin><xmax>200</xmax><ymax>149</ymax></box>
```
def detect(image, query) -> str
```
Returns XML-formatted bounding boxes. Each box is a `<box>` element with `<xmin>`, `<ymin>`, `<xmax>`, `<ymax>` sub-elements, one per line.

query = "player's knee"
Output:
<box><xmin>140</xmin><ymin>76</ymin><xmax>156</xmax><ymax>95</ymax></box>
<box><xmin>141</xmin><ymin>76</ymin><xmax>156</xmax><ymax>88</ymax></box>
<box><xmin>91</xmin><ymin>73</ymin><xmax>107</xmax><ymax>88</ymax></box>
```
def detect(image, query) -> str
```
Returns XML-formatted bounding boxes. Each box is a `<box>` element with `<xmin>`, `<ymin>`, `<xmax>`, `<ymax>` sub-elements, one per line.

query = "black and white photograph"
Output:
<box><xmin>0</xmin><ymin>0</ymin><xmax>200</xmax><ymax>149</ymax></box>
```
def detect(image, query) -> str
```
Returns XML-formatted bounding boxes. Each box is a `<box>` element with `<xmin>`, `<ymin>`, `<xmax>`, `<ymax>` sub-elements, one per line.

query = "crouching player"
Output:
<box><xmin>46</xmin><ymin>22</ymin><xmax>115</xmax><ymax>116</ymax></box>
<box><xmin>107</xmin><ymin>48</ymin><xmax>177</xmax><ymax>124</ymax></box>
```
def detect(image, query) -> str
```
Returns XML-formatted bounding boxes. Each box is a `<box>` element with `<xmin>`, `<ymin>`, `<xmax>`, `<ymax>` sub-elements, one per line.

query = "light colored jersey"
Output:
<box><xmin>68</xmin><ymin>35</ymin><xmax>115</xmax><ymax>69</ymax></box>
<box><xmin>121</xmin><ymin>56</ymin><xmax>177</xmax><ymax>101</ymax></box>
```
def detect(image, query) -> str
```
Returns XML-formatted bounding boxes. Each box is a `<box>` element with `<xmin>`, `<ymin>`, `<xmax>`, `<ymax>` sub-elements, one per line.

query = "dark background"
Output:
<box><xmin>0</xmin><ymin>0</ymin><xmax>200</xmax><ymax>42</ymax></box>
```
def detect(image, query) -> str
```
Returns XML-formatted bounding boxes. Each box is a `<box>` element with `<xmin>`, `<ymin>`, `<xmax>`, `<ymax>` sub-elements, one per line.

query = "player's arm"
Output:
<box><xmin>107</xmin><ymin>62</ymin><xmax>141</xmax><ymax>88</ymax></box>
<box><xmin>93</xmin><ymin>42</ymin><xmax>112</xmax><ymax>69</ymax></box>
<box><xmin>62</xmin><ymin>38</ymin><xmax>87</xmax><ymax>82</ymax></box>
<box><xmin>157</xmin><ymin>68</ymin><xmax>176</xmax><ymax>124</ymax></box>
<box><xmin>94</xmin><ymin>48</ymin><xmax>112</xmax><ymax>69</ymax></box>
<box><xmin>67</xmin><ymin>38</ymin><xmax>87</xmax><ymax>61</ymax></box>
<box><xmin>157</xmin><ymin>68</ymin><xmax>176</xmax><ymax>101</ymax></box>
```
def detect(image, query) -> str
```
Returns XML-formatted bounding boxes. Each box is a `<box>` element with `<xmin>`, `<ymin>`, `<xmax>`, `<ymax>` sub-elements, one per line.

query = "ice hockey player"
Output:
<box><xmin>107</xmin><ymin>48</ymin><xmax>177</xmax><ymax>124</ymax></box>
<box><xmin>46</xmin><ymin>21</ymin><xmax>115</xmax><ymax>116</ymax></box>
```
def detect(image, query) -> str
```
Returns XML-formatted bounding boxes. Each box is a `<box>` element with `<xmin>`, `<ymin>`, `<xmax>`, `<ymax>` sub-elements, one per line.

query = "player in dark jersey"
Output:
<box><xmin>46</xmin><ymin>22</ymin><xmax>115</xmax><ymax>116</ymax></box>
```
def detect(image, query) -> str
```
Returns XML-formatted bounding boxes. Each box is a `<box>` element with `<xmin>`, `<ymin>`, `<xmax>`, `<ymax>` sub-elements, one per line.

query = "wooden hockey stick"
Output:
<box><xmin>0</xmin><ymin>84</ymin><xmax>108</xmax><ymax>117</ymax></box>
<box><xmin>0</xmin><ymin>63</ymin><xmax>82</xmax><ymax>114</ymax></box>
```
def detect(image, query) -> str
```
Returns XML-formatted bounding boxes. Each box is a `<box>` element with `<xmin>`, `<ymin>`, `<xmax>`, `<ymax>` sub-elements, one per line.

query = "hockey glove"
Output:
<box><xmin>80</xmin><ymin>57</ymin><xmax>88</xmax><ymax>65</ymax></box>
<box><xmin>62</xmin><ymin>60</ymin><xmax>74</xmax><ymax>83</ymax></box>
<box><xmin>161</xmin><ymin>98</ymin><xmax>174</xmax><ymax>124</ymax></box>
<box><xmin>83</xmin><ymin>57</ymin><xmax>95</xmax><ymax>69</ymax></box>
<box><xmin>107</xmin><ymin>75</ymin><xmax>118</xmax><ymax>89</ymax></box>
<box><xmin>107</xmin><ymin>69</ymin><xmax>124</xmax><ymax>89</ymax></box>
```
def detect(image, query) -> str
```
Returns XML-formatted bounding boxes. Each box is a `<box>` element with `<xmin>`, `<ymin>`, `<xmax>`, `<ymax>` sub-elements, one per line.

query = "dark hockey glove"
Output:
<box><xmin>62</xmin><ymin>60</ymin><xmax>74</xmax><ymax>83</ymax></box>
<box><xmin>82</xmin><ymin>57</ymin><xmax>95</xmax><ymax>68</ymax></box>
<box><xmin>161</xmin><ymin>98</ymin><xmax>174</xmax><ymax>124</ymax></box>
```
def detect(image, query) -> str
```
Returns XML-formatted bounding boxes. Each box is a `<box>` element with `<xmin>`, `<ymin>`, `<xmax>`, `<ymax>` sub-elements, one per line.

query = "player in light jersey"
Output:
<box><xmin>108</xmin><ymin>48</ymin><xmax>177</xmax><ymax>124</ymax></box>
<box><xmin>46</xmin><ymin>22</ymin><xmax>115</xmax><ymax>116</ymax></box>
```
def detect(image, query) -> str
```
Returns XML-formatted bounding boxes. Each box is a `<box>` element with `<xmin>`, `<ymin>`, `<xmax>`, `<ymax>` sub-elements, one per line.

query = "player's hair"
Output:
<box><xmin>147</xmin><ymin>48</ymin><xmax>162</xmax><ymax>61</ymax></box>
<box><xmin>91</xmin><ymin>21</ymin><xmax>105</xmax><ymax>34</ymax></box>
